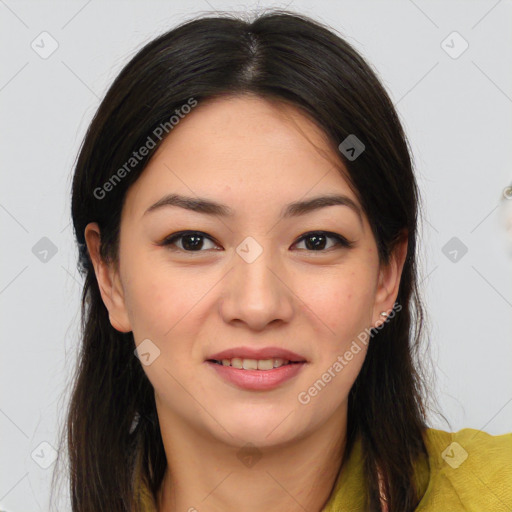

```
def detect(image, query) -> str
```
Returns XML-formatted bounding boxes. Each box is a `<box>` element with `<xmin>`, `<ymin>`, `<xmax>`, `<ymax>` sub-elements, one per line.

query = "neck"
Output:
<box><xmin>155</xmin><ymin>404</ymin><xmax>347</xmax><ymax>512</ymax></box>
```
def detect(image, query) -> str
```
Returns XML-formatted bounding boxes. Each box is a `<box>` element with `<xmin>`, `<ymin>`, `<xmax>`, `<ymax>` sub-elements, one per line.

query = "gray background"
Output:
<box><xmin>1</xmin><ymin>0</ymin><xmax>511</xmax><ymax>510</ymax></box>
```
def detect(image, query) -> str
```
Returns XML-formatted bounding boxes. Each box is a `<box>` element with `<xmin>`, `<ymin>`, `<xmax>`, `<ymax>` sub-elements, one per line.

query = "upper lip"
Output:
<box><xmin>207</xmin><ymin>346</ymin><xmax>307</xmax><ymax>362</ymax></box>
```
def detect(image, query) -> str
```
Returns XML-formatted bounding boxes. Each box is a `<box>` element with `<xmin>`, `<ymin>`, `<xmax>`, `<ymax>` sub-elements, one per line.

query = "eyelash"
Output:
<box><xmin>159</xmin><ymin>230</ymin><xmax>354</xmax><ymax>254</ymax></box>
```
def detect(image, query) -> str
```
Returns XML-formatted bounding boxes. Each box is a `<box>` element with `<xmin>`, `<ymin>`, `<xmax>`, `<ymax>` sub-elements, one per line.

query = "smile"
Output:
<box><xmin>209</xmin><ymin>358</ymin><xmax>302</xmax><ymax>370</ymax></box>
<box><xmin>206</xmin><ymin>359</ymin><xmax>307</xmax><ymax>391</ymax></box>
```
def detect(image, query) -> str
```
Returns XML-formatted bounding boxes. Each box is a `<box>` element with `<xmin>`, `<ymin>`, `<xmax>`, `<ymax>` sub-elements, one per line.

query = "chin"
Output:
<box><xmin>223</xmin><ymin>427</ymin><xmax>298</xmax><ymax>450</ymax></box>
<box><xmin>210</xmin><ymin>409</ymin><xmax>306</xmax><ymax>449</ymax></box>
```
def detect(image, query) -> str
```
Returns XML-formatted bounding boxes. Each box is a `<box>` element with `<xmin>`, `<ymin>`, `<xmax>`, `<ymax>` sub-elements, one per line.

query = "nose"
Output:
<box><xmin>218</xmin><ymin>243</ymin><xmax>295</xmax><ymax>331</ymax></box>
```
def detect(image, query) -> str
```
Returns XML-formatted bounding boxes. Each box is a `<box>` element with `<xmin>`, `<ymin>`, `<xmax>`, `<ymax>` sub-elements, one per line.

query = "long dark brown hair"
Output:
<box><xmin>51</xmin><ymin>9</ymin><xmax>448</xmax><ymax>511</ymax></box>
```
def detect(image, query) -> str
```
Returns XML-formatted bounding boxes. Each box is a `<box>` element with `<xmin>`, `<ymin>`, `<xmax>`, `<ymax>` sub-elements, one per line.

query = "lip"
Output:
<box><xmin>207</xmin><ymin>346</ymin><xmax>307</xmax><ymax>362</ymax></box>
<box><xmin>206</xmin><ymin>360</ymin><xmax>306</xmax><ymax>391</ymax></box>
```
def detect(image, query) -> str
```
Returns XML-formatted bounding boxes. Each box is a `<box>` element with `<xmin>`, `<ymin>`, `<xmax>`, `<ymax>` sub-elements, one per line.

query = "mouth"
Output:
<box><xmin>207</xmin><ymin>358</ymin><xmax>304</xmax><ymax>371</ymax></box>
<box><xmin>206</xmin><ymin>346</ymin><xmax>307</xmax><ymax>367</ymax></box>
<box><xmin>205</xmin><ymin>347</ymin><xmax>308</xmax><ymax>390</ymax></box>
<box><xmin>205</xmin><ymin>354</ymin><xmax>307</xmax><ymax>391</ymax></box>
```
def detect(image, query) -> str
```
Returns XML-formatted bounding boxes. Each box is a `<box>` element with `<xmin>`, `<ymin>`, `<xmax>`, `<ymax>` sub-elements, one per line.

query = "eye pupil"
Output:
<box><xmin>182</xmin><ymin>234</ymin><xmax>203</xmax><ymax>251</ymax></box>
<box><xmin>305</xmin><ymin>233</ymin><xmax>327</xmax><ymax>251</ymax></box>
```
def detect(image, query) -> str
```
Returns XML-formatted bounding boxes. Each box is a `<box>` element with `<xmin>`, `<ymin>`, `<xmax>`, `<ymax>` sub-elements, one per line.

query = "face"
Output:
<box><xmin>86</xmin><ymin>94</ymin><xmax>406</xmax><ymax>449</ymax></box>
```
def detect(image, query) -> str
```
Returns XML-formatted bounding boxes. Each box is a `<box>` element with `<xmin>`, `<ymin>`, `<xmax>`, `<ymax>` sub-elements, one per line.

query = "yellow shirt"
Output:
<box><xmin>136</xmin><ymin>427</ymin><xmax>512</xmax><ymax>511</ymax></box>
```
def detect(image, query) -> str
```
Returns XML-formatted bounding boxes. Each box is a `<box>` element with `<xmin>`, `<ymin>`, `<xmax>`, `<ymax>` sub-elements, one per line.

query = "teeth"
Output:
<box><xmin>258</xmin><ymin>359</ymin><xmax>274</xmax><ymax>370</ymax></box>
<box><xmin>215</xmin><ymin>357</ymin><xmax>292</xmax><ymax>370</ymax></box>
<box><xmin>231</xmin><ymin>358</ymin><xmax>243</xmax><ymax>369</ymax></box>
<box><xmin>243</xmin><ymin>359</ymin><xmax>258</xmax><ymax>370</ymax></box>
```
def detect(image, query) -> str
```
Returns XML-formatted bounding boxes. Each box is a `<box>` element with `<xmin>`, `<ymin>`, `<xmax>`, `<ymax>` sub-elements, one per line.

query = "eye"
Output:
<box><xmin>293</xmin><ymin>231</ymin><xmax>354</xmax><ymax>252</ymax></box>
<box><xmin>159</xmin><ymin>231</ymin><xmax>220</xmax><ymax>252</ymax></box>
<box><xmin>159</xmin><ymin>230</ymin><xmax>354</xmax><ymax>253</ymax></box>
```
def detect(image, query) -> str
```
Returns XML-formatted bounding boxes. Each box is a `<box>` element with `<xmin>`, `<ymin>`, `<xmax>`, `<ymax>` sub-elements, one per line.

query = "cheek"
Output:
<box><xmin>294</xmin><ymin>265</ymin><xmax>376</xmax><ymax>345</ymax></box>
<box><xmin>123</xmin><ymin>257</ymin><xmax>207</xmax><ymax>387</ymax></box>
<box><xmin>121</xmin><ymin>249</ymin><xmax>200</xmax><ymax>339</ymax></box>
<box><xmin>295</xmin><ymin>270</ymin><xmax>374</xmax><ymax>412</ymax></box>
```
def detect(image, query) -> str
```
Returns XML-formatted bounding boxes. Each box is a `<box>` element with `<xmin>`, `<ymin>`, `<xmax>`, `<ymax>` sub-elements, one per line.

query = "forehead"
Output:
<box><xmin>122</xmin><ymin>94</ymin><xmax>362</xmax><ymax>222</ymax></box>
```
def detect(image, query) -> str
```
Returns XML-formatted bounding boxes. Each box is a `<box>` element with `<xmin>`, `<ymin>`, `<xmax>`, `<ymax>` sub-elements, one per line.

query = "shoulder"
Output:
<box><xmin>415</xmin><ymin>427</ymin><xmax>512</xmax><ymax>511</ymax></box>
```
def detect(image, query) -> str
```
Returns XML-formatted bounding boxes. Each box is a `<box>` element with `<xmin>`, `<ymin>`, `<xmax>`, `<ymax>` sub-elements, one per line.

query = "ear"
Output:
<box><xmin>372</xmin><ymin>230</ymin><xmax>408</xmax><ymax>326</ymax></box>
<box><xmin>84</xmin><ymin>222</ymin><xmax>132</xmax><ymax>333</ymax></box>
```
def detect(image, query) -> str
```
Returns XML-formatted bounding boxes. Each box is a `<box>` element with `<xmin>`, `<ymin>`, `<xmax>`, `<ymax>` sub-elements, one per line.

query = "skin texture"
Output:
<box><xmin>85</xmin><ymin>94</ymin><xmax>407</xmax><ymax>512</ymax></box>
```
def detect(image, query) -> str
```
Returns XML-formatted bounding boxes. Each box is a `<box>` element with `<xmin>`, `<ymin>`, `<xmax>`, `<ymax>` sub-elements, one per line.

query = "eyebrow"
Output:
<box><xmin>144</xmin><ymin>193</ymin><xmax>363</xmax><ymax>226</ymax></box>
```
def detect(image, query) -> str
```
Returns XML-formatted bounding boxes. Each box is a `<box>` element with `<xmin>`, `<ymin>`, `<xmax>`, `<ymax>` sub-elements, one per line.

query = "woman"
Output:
<box><xmin>53</xmin><ymin>10</ymin><xmax>512</xmax><ymax>512</ymax></box>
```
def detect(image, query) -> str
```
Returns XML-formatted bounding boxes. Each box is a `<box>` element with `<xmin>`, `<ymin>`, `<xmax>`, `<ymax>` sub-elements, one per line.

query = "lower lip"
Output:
<box><xmin>206</xmin><ymin>361</ymin><xmax>306</xmax><ymax>391</ymax></box>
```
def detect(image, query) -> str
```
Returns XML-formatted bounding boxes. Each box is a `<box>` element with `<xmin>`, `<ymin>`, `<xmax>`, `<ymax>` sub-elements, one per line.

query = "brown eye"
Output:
<box><xmin>293</xmin><ymin>231</ymin><xmax>354</xmax><ymax>251</ymax></box>
<box><xmin>160</xmin><ymin>231</ymin><xmax>219</xmax><ymax>252</ymax></box>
